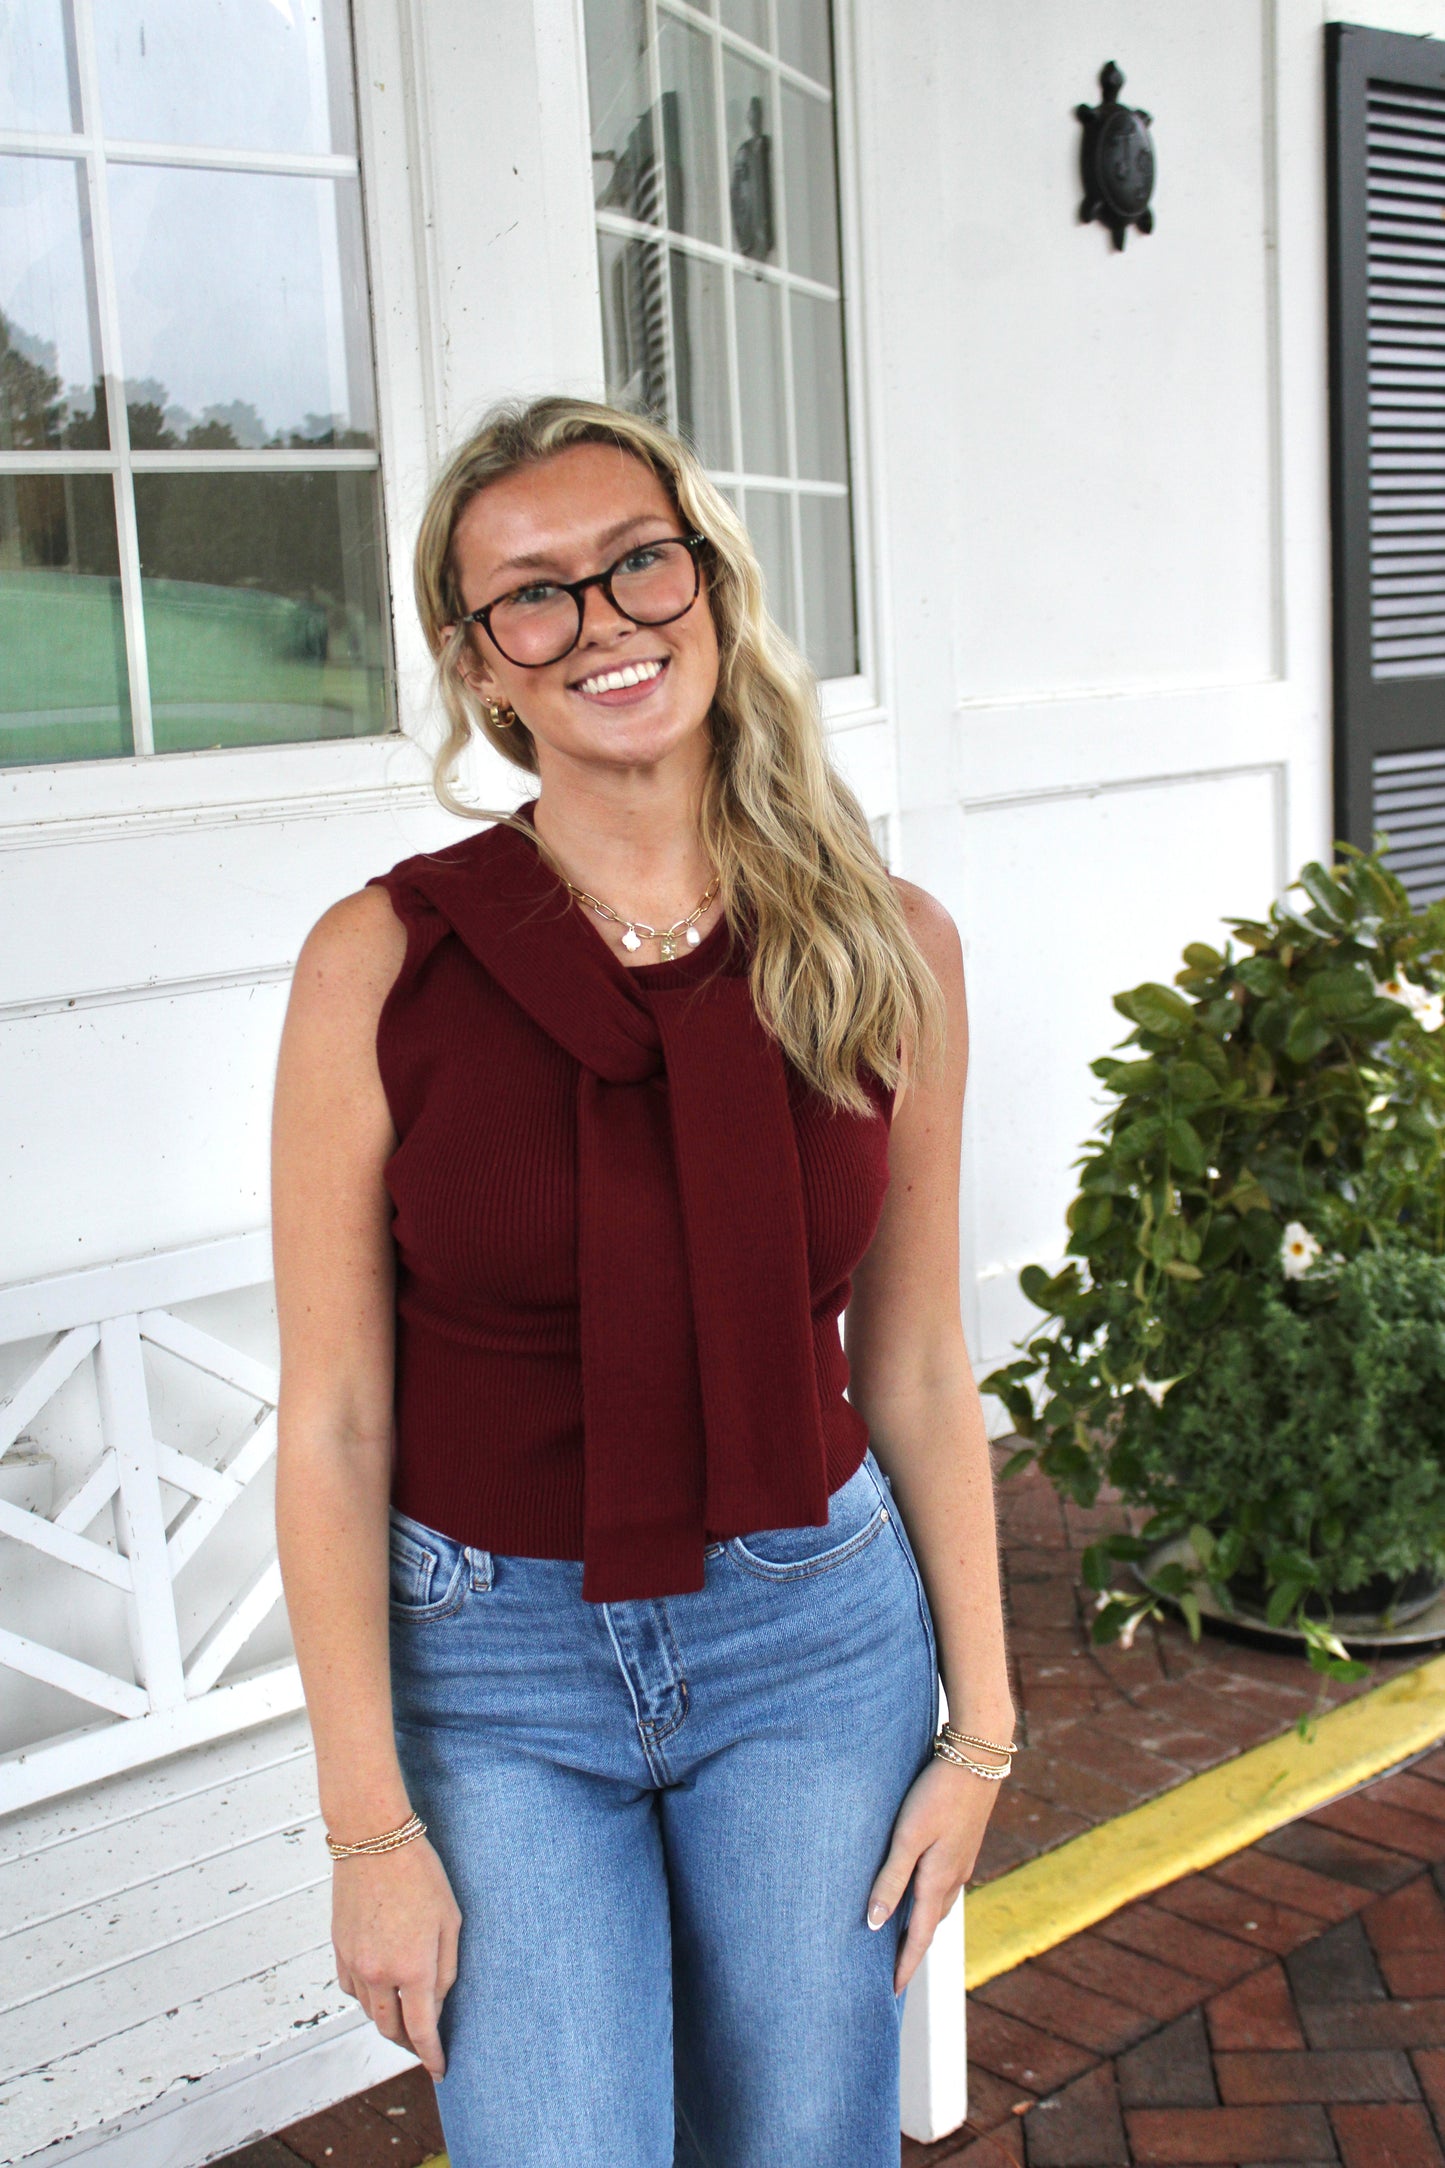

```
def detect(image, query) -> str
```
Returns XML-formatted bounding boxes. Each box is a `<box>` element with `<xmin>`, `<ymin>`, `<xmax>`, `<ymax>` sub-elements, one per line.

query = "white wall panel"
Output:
<box><xmin>941</xmin><ymin>0</ymin><xmax>1278</xmax><ymax>702</ymax></box>
<box><xmin>960</xmin><ymin>767</ymin><xmax>1282</xmax><ymax>1378</ymax></box>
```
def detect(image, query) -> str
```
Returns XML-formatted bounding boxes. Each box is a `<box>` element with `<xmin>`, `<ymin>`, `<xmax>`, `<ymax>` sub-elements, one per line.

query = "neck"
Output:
<box><xmin>528</xmin><ymin>749</ymin><xmax>717</xmax><ymax>925</ymax></box>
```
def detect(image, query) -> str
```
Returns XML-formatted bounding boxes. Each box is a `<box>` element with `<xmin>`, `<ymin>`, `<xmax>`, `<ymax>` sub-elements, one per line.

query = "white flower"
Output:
<box><xmin>1367</xmin><ymin>1092</ymin><xmax>1391</xmax><ymax>1115</ymax></box>
<box><xmin>1281</xmin><ymin>1221</ymin><xmax>1322</xmax><ymax>1277</ymax></box>
<box><xmin>1118</xmin><ymin>1609</ymin><xmax>1143</xmax><ymax>1651</ymax></box>
<box><xmin>1138</xmin><ymin>1373</ymin><xmax>1185</xmax><ymax>1407</ymax></box>
<box><xmin>1375</xmin><ymin>968</ymin><xmax>1442</xmax><ymax>1028</ymax></box>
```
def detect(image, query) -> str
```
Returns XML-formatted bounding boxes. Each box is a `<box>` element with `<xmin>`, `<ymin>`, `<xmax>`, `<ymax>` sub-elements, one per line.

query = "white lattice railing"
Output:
<box><xmin>0</xmin><ymin>1234</ymin><xmax>304</xmax><ymax>1814</ymax></box>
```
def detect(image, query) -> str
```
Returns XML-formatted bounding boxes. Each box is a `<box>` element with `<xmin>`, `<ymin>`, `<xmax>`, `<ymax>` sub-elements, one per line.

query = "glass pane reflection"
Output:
<box><xmin>0</xmin><ymin>155</ymin><xmax>107</xmax><ymax>448</ymax></box>
<box><xmin>133</xmin><ymin>470</ymin><xmax>390</xmax><ymax>754</ymax></box>
<box><xmin>108</xmin><ymin>166</ymin><xmax>374</xmax><ymax>448</ymax></box>
<box><xmin>95</xmin><ymin>0</ymin><xmax>356</xmax><ymax>154</ymax></box>
<box><xmin>789</xmin><ymin>289</ymin><xmax>847</xmax><ymax>483</ymax></box>
<box><xmin>585</xmin><ymin>0</ymin><xmax>648</xmax><ymax>214</ymax></box>
<box><xmin>0</xmin><ymin>0</ymin><xmax>79</xmax><ymax>133</ymax></box>
<box><xmin>657</xmin><ymin>16</ymin><xmax>720</xmax><ymax>245</ymax></box>
<box><xmin>742</xmin><ymin>487</ymin><xmax>796</xmax><ymax>643</ymax></box>
<box><xmin>0</xmin><ymin>472</ymin><xmax>131</xmax><ymax>767</ymax></box>
<box><xmin>670</xmin><ymin>249</ymin><xmax>732</xmax><ymax>470</ymax></box>
<box><xmin>799</xmin><ymin>492</ymin><xmax>856</xmax><ymax>678</ymax></box>
<box><xmin>734</xmin><ymin>270</ymin><xmax>785</xmax><ymax>475</ymax></box>
<box><xmin>598</xmin><ymin>227</ymin><xmax>670</xmax><ymax>421</ymax></box>
<box><xmin>776</xmin><ymin>0</ymin><xmax>832</xmax><ymax>87</ymax></box>
<box><xmin>781</xmin><ymin>85</ymin><xmax>839</xmax><ymax>285</ymax></box>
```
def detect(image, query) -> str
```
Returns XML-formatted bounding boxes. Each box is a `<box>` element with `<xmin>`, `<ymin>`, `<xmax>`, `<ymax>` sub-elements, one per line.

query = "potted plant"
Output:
<box><xmin>982</xmin><ymin>845</ymin><xmax>1445</xmax><ymax>1680</ymax></box>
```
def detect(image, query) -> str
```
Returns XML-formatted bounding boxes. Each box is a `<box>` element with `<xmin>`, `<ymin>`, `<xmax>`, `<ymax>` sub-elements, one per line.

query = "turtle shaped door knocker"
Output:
<box><xmin>1075</xmin><ymin>61</ymin><xmax>1155</xmax><ymax>249</ymax></box>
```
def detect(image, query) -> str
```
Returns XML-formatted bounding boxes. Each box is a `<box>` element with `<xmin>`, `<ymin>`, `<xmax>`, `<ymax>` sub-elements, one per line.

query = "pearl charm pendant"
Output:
<box><xmin>621</xmin><ymin>926</ymin><xmax>642</xmax><ymax>952</ymax></box>
<box><xmin>686</xmin><ymin>924</ymin><xmax>701</xmax><ymax>946</ymax></box>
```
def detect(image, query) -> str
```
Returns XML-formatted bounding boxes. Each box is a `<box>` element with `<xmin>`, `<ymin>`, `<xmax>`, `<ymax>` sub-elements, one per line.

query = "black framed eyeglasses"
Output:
<box><xmin>458</xmin><ymin>533</ymin><xmax>708</xmax><ymax>668</ymax></box>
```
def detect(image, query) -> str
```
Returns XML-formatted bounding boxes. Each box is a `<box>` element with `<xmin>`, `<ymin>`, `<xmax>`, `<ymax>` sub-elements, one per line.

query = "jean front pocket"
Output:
<box><xmin>727</xmin><ymin>1458</ymin><xmax>889</xmax><ymax>1582</ymax></box>
<box><xmin>387</xmin><ymin>1508</ymin><xmax>480</xmax><ymax>1620</ymax></box>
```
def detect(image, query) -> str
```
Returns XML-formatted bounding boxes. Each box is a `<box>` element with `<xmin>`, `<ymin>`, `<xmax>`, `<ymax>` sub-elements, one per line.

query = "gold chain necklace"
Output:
<box><xmin>565</xmin><ymin>873</ymin><xmax>720</xmax><ymax>961</ymax></box>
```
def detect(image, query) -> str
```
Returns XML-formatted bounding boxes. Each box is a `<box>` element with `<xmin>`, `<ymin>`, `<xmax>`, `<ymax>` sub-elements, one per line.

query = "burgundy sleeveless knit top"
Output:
<box><xmin>367</xmin><ymin>802</ymin><xmax>894</xmax><ymax>1603</ymax></box>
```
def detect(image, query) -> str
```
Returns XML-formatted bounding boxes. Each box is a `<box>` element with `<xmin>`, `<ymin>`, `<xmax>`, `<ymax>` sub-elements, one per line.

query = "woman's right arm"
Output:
<box><xmin>271</xmin><ymin>886</ymin><xmax>460</xmax><ymax>2081</ymax></box>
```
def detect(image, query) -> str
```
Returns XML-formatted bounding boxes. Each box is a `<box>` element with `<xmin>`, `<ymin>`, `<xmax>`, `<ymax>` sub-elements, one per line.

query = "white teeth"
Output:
<box><xmin>576</xmin><ymin>658</ymin><xmax>664</xmax><ymax>695</ymax></box>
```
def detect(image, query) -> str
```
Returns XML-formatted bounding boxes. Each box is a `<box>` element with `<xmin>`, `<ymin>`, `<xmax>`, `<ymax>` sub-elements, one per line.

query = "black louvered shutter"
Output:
<box><xmin>1328</xmin><ymin>23</ymin><xmax>1445</xmax><ymax>905</ymax></box>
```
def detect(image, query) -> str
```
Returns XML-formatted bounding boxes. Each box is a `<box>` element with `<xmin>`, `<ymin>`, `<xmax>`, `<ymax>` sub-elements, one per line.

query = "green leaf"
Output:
<box><xmin>1113</xmin><ymin>1115</ymin><xmax>1168</xmax><ymax>1162</ymax></box>
<box><xmin>1301</xmin><ymin>965</ymin><xmax>1375</xmax><ymax>1019</ymax></box>
<box><xmin>997</xmin><ymin>1448</ymin><xmax>1036</xmax><ymax>1481</ymax></box>
<box><xmin>1168</xmin><ymin>1061</ymin><xmax>1221</xmax><ymax>1103</ymax></box>
<box><xmin>1099</xmin><ymin>1059</ymin><xmax>1164</xmax><ymax>1095</ymax></box>
<box><xmin>1266</xmin><ymin>1576</ymin><xmax>1308</xmax><ymax>1627</ymax></box>
<box><xmin>1182</xmin><ymin>942</ymin><xmax>1225</xmax><ymax>970</ymax></box>
<box><xmin>1166</xmin><ymin>1117</ymin><xmax>1209</xmax><ymax>1176</ymax></box>
<box><xmin>1179</xmin><ymin>1591</ymin><xmax>1203</xmax><ymax>1641</ymax></box>
<box><xmin>1188</xmin><ymin>1523</ymin><xmax>1216</xmax><ymax>1568</ymax></box>
<box><xmin>1081</xmin><ymin>1545</ymin><xmax>1112</xmax><ymax>1592</ymax></box>
<box><xmin>1295</xmin><ymin>861</ymin><xmax>1350</xmax><ymax>925</ymax></box>
<box><xmin>1284</xmin><ymin>1010</ymin><xmax>1334</xmax><ymax>1063</ymax></box>
<box><xmin>1119</xmin><ymin>982</ymin><xmax>1196</xmax><ymax>1036</ymax></box>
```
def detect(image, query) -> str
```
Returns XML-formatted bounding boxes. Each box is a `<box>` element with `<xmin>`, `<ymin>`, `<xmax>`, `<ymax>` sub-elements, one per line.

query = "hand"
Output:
<box><xmin>867</xmin><ymin>1755</ymin><xmax>1001</xmax><ymax>1992</ymax></box>
<box><xmin>332</xmin><ymin>1834</ymin><xmax>462</xmax><ymax>2079</ymax></box>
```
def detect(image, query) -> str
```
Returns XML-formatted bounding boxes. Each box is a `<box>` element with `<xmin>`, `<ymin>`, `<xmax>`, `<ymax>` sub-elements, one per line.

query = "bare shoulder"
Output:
<box><xmin>890</xmin><ymin>874</ymin><xmax>964</xmax><ymax>991</ymax></box>
<box><xmin>289</xmin><ymin>886</ymin><xmax>409</xmax><ymax>1022</ymax></box>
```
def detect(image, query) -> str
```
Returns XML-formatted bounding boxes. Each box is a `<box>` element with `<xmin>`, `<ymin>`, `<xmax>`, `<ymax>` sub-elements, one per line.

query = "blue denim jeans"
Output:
<box><xmin>388</xmin><ymin>1445</ymin><xmax>939</xmax><ymax>2167</ymax></box>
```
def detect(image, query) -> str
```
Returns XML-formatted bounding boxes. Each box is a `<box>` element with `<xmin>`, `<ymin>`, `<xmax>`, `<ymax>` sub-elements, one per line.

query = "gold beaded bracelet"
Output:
<box><xmin>942</xmin><ymin>1724</ymin><xmax>1020</xmax><ymax>1757</ymax></box>
<box><xmin>325</xmin><ymin>1810</ymin><xmax>427</xmax><ymax>1861</ymax></box>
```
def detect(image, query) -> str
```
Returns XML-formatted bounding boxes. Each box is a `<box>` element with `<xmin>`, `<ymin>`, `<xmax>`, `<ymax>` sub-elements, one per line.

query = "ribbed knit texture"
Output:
<box><xmin>367</xmin><ymin>808</ymin><xmax>894</xmax><ymax>1601</ymax></box>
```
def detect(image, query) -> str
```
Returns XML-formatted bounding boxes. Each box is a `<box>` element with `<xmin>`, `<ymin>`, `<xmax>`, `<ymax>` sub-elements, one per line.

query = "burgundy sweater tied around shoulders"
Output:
<box><xmin>366</xmin><ymin>799</ymin><xmax>894</xmax><ymax>1604</ymax></box>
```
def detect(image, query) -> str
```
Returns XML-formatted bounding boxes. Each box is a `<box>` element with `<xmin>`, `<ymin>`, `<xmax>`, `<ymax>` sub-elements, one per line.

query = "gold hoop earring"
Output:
<box><xmin>485</xmin><ymin>698</ymin><xmax>517</xmax><ymax>730</ymax></box>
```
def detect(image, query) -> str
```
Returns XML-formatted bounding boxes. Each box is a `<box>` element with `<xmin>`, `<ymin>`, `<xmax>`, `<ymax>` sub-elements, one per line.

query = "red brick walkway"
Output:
<box><xmin>904</xmin><ymin>1751</ymin><xmax>1445</xmax><ymax>2166</ymax></box>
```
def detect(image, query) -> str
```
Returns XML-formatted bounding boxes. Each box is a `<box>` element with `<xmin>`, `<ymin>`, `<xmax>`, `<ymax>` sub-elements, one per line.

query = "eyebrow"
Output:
<box><xmin>488</xmin><ymin>513</ymin><xmax>674</xmax><ymax>581</ymax></box>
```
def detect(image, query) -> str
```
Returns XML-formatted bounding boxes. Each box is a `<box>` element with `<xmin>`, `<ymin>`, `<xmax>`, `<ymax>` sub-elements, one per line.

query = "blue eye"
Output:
<box><xmin>618</xmin><ymin>545</ymin><xmax>666</xmax><ymax>573</ymax></box>
<box><xmin>509</xmin><ymin>581</ymin><xmax>564</xmax><ymax>608</ymax></box>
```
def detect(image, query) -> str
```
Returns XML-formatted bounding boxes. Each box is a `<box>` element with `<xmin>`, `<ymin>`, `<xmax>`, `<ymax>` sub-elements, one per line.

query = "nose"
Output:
<box><xmin>575</xmin><ymin>576</ymin><xmax>633</xmax><ymax>646</ymax></box>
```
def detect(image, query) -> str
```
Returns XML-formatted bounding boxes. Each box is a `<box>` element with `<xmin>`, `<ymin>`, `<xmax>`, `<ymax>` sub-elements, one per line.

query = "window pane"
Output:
<box><xmin>133</xmin><ymin>471</ymin><xmax>389</xmax><ymax>754</ymax></box>
<box><xmin>0</xmin><ymin>473</ymin><xmax>131</xmax><ymax>766</ymax></box>
<box><xmin>789</xmin><ymin>289</ymin><xmax>847</xmax><ymax>483</ymax></box>
<box><xmin>0</xmin><ymin>155</ymin><xmax>107</xmax><ymax>448</ymax></box>
<box><xmin>657</xmin><ymin>16</ymin><xmax>721</xmax><ymax>246</ymax></box>
<box><xmin>799</xmin><ymin>492</ymin><xmax>856</xmax><ymax>677</ymax></box>
<box><xmin>586</xmin><ymin>0</ymin><xmax>649</xmax><ymax>215</ymax></box>
<box><xmin>1</xmin><ymin>0</ymin><xmax>79</xmax><ymax>133</ymax></box>
<box><xmin>671</xmin><ymin>250</ymin><xmax>733</xmax><ymax>469</ymax></box>
<box><xmin>719</xmin><ymin>0</ymin><xmax>768</xmax><ymax>52</ymax></box>
<box><xmin>108</xmin><ymin>166</ymin><xmax>374</xmax><ymax>448</ymax></box>
<box><xmin>599</xmin><ymin>228</ymin><xmax>670</xmax><ymax>418</ymax></box>
<box><xmin>724</xmin><ymin>51</ymin><xmax>775</xmax><ymax>264</ymax></box>
<box><xmin>95</xmin><ymin>0</ymin><xmax>356</xmax><ymax>154</ymax></box>
<box><xmin>781</xmin><ymin>84</ymin><xmax>839</xmax><ymax>285</ymax></box>
<box><xmin>734</xmin><ymin>269</ymin><xmax>785</xmax><ymax>475</ymax></box>
<box><xmin>776</xmin><ymin>0</ymin><xmax>833</xmax><ymax>87</ymax></box>
<box><xmin>742</xmin><ymin>487</ymin><xmax>796</xmax><ymax>643</ymax></box>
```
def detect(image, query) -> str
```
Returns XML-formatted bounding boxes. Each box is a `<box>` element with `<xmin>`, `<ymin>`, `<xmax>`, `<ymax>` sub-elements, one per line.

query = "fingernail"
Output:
<box><xmin>868</xmin><ymin>1901</ymin><xmax>888</xmax><ymax>1928</ymax></box>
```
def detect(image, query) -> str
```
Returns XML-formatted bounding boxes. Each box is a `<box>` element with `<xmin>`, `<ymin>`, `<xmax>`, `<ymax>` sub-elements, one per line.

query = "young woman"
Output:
<box><xmin>270</xmin><ymin>395</ymin><xmax>1014</xmax><ymax>2167</ymax></box>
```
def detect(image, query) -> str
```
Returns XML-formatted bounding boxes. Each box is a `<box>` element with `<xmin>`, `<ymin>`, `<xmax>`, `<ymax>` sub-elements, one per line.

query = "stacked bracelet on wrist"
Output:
<box><xmin>931</xmin><ymin>1723</ymin><xmax>1019</xmax><ymax>1782</ymax></box>
<box><xmin>325</xmin><ymin>1809</ymin><xmax>427</xmax><ymax>1860</ymax></box>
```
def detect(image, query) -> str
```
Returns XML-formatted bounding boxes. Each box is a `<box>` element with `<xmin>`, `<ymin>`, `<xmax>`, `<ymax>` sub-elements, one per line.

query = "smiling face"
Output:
<box><xmin>448</xmin><ymin>441</ymin><xmax>721</xmax><ymax>783</ymax></box>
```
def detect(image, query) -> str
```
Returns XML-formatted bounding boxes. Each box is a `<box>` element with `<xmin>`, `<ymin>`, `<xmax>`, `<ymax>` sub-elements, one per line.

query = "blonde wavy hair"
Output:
<box><xmin>413</xmin><ymin>394</ymin><xmax>946</xmax><ymax>1115</ymax></box>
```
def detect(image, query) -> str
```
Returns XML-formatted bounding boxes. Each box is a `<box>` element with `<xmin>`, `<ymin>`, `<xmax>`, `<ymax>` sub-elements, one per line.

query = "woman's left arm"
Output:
<box><xmin>844</xmin><ymin>878</ymin><xmax>1015</xmax><ymax>1992</ymax></box>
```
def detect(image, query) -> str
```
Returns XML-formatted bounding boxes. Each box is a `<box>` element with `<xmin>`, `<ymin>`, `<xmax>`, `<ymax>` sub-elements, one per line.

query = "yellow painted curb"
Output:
<box><xmin>965</xmin><ymin>1650</ymin><xmax>1445</xmax><ymax>1990</ymax></box>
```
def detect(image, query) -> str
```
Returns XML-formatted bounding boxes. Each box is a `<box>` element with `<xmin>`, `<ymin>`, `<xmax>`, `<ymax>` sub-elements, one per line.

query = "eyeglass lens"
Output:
<box><xmin>486</xmin><ymin>539</ymin><xmax>698</xmax><ymax>665</ymax></box>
